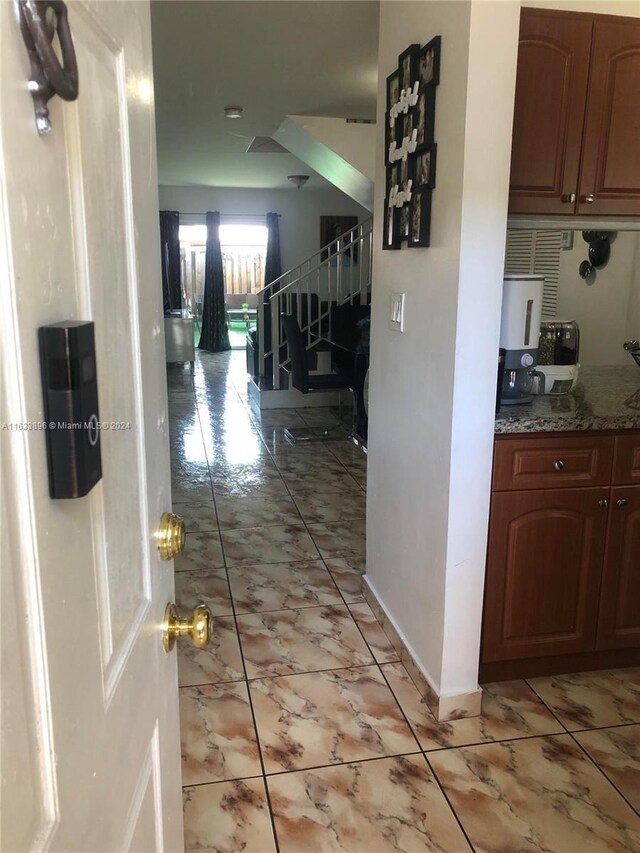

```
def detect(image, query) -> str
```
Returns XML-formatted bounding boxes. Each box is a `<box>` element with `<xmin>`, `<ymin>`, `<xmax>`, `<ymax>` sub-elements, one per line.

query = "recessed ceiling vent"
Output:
<box><xmin>246</xmin><ymin>136</ymin><xmax>289</xmax><ymax>154</ymax></box>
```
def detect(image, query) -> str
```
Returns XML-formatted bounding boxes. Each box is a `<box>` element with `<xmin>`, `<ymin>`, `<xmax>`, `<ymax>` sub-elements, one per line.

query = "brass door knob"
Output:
<box><xmin>617</xmin><ymin>498</ymin><xmax>629</xmax><ymax>508</ymax></box>
<box><xmin>581</xmin><ymin>193</ymin><xmax>595</xmax><ymax>204</ymax></box>
<box><xmin>157</xmin><ymin>512</ymin><xmax>185</xmax><ymax>561</ymax></box>
<box><xmin>163</xmin><ymin>603</ymin><xmax>211</xmax><ymax>652</ymax></box>
<box><xmin>561</xmin><ymin>193</ymin><xmax>576</xmax><ymax>204</ymax></box>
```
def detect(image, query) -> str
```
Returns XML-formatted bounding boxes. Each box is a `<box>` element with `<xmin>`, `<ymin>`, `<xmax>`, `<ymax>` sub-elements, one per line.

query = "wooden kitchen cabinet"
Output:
<box><xmin>597</xmin><ymin>486</ymin><xmax>640</xmax><ymax>650</ymax></box>
<box><xmin>481</xmin><ymin>431</ymin><xmax>640</xmax><ymax>680</ymax></box>
<box><xmin>508</xmin><ymin>9</ymin><xmax>640</xmax><ymax>216</ymax></box>
<box><xmin>482</xmin><ymin>487</ymin><xmax>609</xmax><ymax>662</ymax></box>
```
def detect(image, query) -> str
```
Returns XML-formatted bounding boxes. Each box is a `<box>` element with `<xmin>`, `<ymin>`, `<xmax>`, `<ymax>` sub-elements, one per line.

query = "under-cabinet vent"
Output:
<box><xmin>505</xmin><ymin>229</ymin><xmax>562</xmax><ymax>318</ymax></box>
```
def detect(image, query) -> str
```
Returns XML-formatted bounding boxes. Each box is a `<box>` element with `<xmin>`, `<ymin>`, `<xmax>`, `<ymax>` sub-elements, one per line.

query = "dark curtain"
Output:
<box><xmin>261</xmin><ymin>212</ymin><xmax>282</xmax><ymax>359</ymax></box>
<box><xmin>198</xmin><ymin>211</ymin><xmax>231</xmax><ymax>352</ymax></box>
<box><xmin>159</xmin><ymin>211</ymin><xmax>181</xmax><ymax>312</ymax></box>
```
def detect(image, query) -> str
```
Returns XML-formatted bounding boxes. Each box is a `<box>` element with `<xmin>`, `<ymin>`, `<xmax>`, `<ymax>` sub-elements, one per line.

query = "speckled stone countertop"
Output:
<box><xmin>495</xmin><ymin>366</ymin><xmax>640</xmax><ymax>434</ymax></box>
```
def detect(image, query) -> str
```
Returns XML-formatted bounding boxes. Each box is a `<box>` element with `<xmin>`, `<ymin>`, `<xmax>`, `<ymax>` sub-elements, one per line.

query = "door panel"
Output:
<box><xmin>597</xmin><ymin>486</ymin><xmax>640</xmax><ymax>650</ymax></box>
<box><xmin>0</xmin><ymin>2</ymin><xmax>182</xmax><ymax>850</ymax></box>
<box><xmin>482</xmin><ymin>487</ymin><xmax>608</xmax><ymax>662</ymax></box>
<box><xmin>577</xmin><ymin>18</ymin><xmax>640</xmax><ymax>216</ymax></box>
<box><xmin>508</xmin><ymin>9</ymin><xmax>592</xmax><ymax>215</ymax></box>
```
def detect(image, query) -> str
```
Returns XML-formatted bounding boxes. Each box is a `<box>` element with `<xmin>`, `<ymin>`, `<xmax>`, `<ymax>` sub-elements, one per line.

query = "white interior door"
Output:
<box><xmin>0</xmin><ymin>2</ymin><xmax>183</xmax><ymax>850</ymax></box>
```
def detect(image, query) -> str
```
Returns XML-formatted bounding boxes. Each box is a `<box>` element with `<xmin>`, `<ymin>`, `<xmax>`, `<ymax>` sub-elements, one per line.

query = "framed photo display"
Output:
<box><xmin>382</xmin><ymin>35</ymin><xmax>441</xmax><ymax>251</ymax></box>
<box><xmin>419</xmin><ymin>36</ymin><xmax>441</xmax><ymax>86</ymax></box>
<box><xmin>408</xmin><ymin>189</ymin><xmax>432</xmax><ymax>248</ymax></box>
<box><xmin>411</xmin><ymin>144</ymin><xmax>437</xmax><ymax>190</ymax></box>
<box><xmin>383</xmin><ymin>200</ymin><xmax>401</xmax><ymax>250</ymax></box>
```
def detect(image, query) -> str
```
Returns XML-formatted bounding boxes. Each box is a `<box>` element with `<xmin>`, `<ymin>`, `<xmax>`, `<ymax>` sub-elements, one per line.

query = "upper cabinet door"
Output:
<box><xmin>508</xmin><ymin>10</ymin><xmax>592</xmax><ymax>215</ymax></box>
<box><xmin>577</xmin><ymin>18</ymin><xmax>640</xmax><ymax>216</ymax></box>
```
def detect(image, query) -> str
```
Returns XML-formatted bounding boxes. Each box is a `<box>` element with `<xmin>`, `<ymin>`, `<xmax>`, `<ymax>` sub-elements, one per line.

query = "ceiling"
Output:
<box><xmin>150</xmin><ymin>1</ymin><xmax>379</xmax><ymax>190</ymax></box>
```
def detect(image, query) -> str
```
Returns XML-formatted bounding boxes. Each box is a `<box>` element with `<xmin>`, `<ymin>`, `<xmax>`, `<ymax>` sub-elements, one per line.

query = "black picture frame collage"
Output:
<box><xmin>384</xmin><ymin>36</ymin><xmax>441</xmax><ymax>250</ymax></box>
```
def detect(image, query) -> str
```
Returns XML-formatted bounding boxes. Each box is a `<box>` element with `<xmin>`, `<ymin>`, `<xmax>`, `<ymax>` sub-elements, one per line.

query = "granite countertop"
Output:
<box><xmin>495</xmin><ymin>366</ymin><xmax>640</xmax><ymax>434</ymax></box>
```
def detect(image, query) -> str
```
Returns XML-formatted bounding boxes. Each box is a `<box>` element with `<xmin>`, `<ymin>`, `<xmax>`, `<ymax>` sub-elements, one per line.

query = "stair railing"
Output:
<box><xmin>262</xmin><ymin>218</ymin><xmax>373</xmax><ymax>390</ymax></box>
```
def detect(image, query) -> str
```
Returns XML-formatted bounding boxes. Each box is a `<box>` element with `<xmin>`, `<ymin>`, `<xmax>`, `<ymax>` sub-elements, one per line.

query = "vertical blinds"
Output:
<box><xmin>505</xmin><ymin>229</ymin><xmax>562</xmax><ymax>318</ymax></box>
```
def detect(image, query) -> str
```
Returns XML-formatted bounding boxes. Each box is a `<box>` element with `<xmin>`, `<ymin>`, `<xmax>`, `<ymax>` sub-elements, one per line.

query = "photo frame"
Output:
<box><xmin>411</xmin><ymin>144</ymin><xmax>437</xmax><ymax>190</ymax></box>
<box><xmin>382</xmin><ymin>200</ymin><xmax>401</xmax><ymax>250</ymax></box>
<box><xmin>386</xmin><ymin>163</ymin><xmax>399</xmax><ymax>197</ymax></box>
<box><xmin>386</xmin><ymin>69</ymin><xmax>401</xmax><ymax>111</ymax></box>
<box><xmin>413</xmin><ymin>84</ymin><xmax>436</xmax><ymax>149</ymax></box>
<box><xmin>399</xmin><ymin>204</ymin><xmax>410</xmax><ymax>242</ymax></box>
<box><xmin>385</xmin><ymin>112</ymin><xmax>400</xmax><ymax>166</ymax></box>
<box><xmin>419</xmin><ymin>36</ymin><xmax>441</xmax><ymax>87</ymax></box>
<box><xmin>408</xmin><ymin>189</ymin><xmax>432</xmax><ymax>248</ymax></box>
<box><xmin>320</xmin><ymin>215</ymin><xmax>358</xmax><ymax>263</ymax></box>
<box><xmin>398</xmin><ymin>44</ymin><xmax>420</xmax><ymax>93</ymax></box>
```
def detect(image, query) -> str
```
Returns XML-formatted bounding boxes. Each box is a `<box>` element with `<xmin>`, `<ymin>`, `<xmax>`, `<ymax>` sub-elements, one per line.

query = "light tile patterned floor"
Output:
<box><xmin>169</xmin><ymin>352</ymin><xmax>640</xmax><ymax>853</ymax></box>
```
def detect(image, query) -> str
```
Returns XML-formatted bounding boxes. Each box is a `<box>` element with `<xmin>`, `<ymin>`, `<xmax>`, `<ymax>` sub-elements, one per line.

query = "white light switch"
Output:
<box><xmin>390</xmin><ymin>292</ymin><xmax>405</xmax><ymax>332</ymax></box>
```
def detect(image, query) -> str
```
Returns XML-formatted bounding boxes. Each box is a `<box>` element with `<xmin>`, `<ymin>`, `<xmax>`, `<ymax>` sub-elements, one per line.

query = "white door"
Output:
<box><xmin>1</xmin><ymin>2</ymin><xmax>184</xmax><ymax>850</ymax></box>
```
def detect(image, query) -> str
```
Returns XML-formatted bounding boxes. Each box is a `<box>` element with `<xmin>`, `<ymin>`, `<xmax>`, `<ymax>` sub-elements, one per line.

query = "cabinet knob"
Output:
<box><xmin>581</xmin><ymin>193</ymin><xmax>596</xmax><ymax>204</ymax></box>
<box><xmin>554</xmin><ymin>460</ymin><xmax>564</xmax><ymax>471</ymax></box>
<box><xmin>561</xmin><ymin>193</ymin><xmax>576</xmax><ymax>204</ymax></box>
<box><xmin>616</xmin><ymin>498</ymin><xmax>629</xmax><ymax>508</ymax></box>
<box><xmin>598</xmin><ymin>499</ymin><xmax>609</xmax><ymax>509</ymax></box>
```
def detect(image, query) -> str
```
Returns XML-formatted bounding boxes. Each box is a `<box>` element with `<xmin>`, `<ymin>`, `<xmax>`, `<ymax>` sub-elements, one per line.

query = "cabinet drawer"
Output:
<box><xmin>493</xmin><ymin>436</ymin><xmax>614</xmax><ymax>491</ymax></box>
<box><xmin>612</xmin><ymin>434</ymin><xmax>640</xmax><ymax>485</ymax></box>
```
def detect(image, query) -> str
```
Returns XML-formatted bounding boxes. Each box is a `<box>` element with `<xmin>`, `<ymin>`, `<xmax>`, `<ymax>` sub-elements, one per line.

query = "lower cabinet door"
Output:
<box><xmin>482</xmin><ymin>487</ymin><xmax>609</xmax><ymax>662</ymax></box>
<box><xmin>597</xmin><ymin>486</ymin><xmax>640</xmax><ymax>650</ymax></box>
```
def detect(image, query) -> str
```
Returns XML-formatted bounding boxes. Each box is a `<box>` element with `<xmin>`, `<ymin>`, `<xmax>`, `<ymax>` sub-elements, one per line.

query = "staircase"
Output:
<box><xmin>254</xmin><ymin>217</ymin><xmax>373</xmax><ymax>395</ymax></box>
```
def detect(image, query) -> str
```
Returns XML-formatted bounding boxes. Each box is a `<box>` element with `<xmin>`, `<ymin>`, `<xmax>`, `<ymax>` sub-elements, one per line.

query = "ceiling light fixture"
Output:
<box><xmin>287</xmin><ymin>174</ymin><xmax>310</xmax><ymax>190</ymax></box>
<box><xmin>224</xmin><ymin>105</ymin><xmax>243</xmax><ymax>119</ymax></box>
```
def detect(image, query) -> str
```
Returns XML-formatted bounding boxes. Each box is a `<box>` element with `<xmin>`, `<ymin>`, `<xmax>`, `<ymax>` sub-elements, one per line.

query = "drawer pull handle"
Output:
<box><xmin>598</xmin><ymin>499</ymin><xmax>609</xmax><ymax>509</ymax></box>
<box><xmin>616</xmin><ymin>499</ymin><xmax>629</xmax><ymax>508</ymax></box>
<box><xmin>554</xmin><ymin>460</ymin><xmax>564</xmax><ymax>471</ymax></box>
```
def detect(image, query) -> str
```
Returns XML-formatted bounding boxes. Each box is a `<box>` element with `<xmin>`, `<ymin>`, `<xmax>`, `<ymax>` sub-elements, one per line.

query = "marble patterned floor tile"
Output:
<box><xmin>267</xmin><ymin>754</ymin><xmax>470</xmax><ymax>853</ymax></box>
<box><xmin>228</xmin><ymin>561</ymin><xmax>342</xmax><ymax>614</ymax></box>
<box><xmin>178</xmin><ymin>616</ymin><xmax>244</xmax><ymax>687</ymax></box>
<box><xmin>221</xmin><ymin>523</ymin><xmax>320</xmax><ymax>567</ymax></box>
<box><xmin>324</xmin><ymin>558</ymin><xmax>365</xmax><ymax>603</ymax></box>
<box><xmin>349</xmin><ymin>602</ymin><xmax>399</xmax><ymax>664</ymax></box>
<box><xmin>252</xmin><ymin>408</ymin><xmax>307</xmax><ymax>427</ymax></box>
<box><xmin>307</xmin><ymin>520</ymin><xmax>366</xmax><ymax>561</ymax></box>
<box><xmin>291</xmin><ymin>489</ymin><xmax>366</xmax><ymax>524</ymax></box>
<box><xmin>283</xmin><ymin>469</ymin><xmax>362</xmax><ymax>495</ymax></box>
<box><xmin>174</xmin><ymin>532</ymin><xmax>225</xmax><ymax>573</ymax></box>
<box><xmin>173</xmin><ymin>501</ymin><xmax>218</xmax><ymax>533</ymax></box>
<box><xmin>327</xmin><ymin>442</ymin><xmax>368</xmax><ymax>466</ymax></box>
<box><xmin>429</xmin><ymin>734</ymin><xmax>640</xmax><ymax>852</ymax></box>
<box><xmin>383</xmin><ymin>663</ymin><xmax>563</xmax><ymax>750</ymax></box>
<box><xmin>574</xmin><ymin>725</ymin><xmax>640</xmax><ymax>812</ymax></box>
<box><xmin>273</xmin><ymin>456</ymin><xmax>347</xmax><ymax>476</ymax></box>
<box><xmin>183</xmin><ymin>778</ymin><xmax>277</xmax><ymax>853</ymax></box>
<box><xmin>215</xmin><ymin>494</ymin><xmax>302</xmax><ymax>530</ymax></box>
<box><xmin>172</xmin><ymin>475</ymin><xmax>213</xmax><ymax>503</ymax></box>
<box><xmin>296</xmin><ymin>406</ymin><xmax>342</xmax><ymax>427</ymax></box>
<box><xmin>175</xmin><ymin>570</ymin><xmax>233</xmax><ymax>617</ymax></box>
<box><xmin>237</xmin><ymin>605</ymin><xmax>374</xmax><ymax>678</ymax></box>
<box><xmin>213</xmin><ymin>476</ymin><xmax>290</xmax><ymax>498</ymax></box>
<box><xmin>180</xmin><ymin>682</ymin><xmax>262</xmax><ymax>785</ymax></box>
<box><xmin>528</xmin><ymin>668</ymin><xmax>640</xmax><ymax>731</ymax></box>
<box><xmin>249</xmin><ymin>665</ymin><xmax>418</xmax><ymax>773</ymax></box>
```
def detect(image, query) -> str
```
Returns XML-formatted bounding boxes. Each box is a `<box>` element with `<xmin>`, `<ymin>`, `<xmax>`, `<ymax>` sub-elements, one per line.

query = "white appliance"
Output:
<box><xmin>499</xmin><ymin>274</ymin><xmax>545</xmax><ymax>405</ymax></box>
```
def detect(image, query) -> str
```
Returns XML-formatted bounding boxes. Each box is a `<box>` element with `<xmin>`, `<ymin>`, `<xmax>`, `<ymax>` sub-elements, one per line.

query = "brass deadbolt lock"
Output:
<box><xmin>157</xmin><ymin>512</ymin><xmax>185</xmax><ymax>561</ymax></box>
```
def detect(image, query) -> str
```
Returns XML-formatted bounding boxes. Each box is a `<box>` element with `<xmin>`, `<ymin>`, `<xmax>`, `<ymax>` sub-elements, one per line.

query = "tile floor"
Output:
<box><xmin>169</xmin><ymin>351</ymin><xmax>640</xmax><ymax>853</ymax></box>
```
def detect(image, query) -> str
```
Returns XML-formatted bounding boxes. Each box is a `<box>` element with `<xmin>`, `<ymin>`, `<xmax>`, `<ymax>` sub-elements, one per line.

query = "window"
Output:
<box><xmin>179</xmin><ymin>222</ymin><xmax>268</xmax><ymax>312</ymax></box>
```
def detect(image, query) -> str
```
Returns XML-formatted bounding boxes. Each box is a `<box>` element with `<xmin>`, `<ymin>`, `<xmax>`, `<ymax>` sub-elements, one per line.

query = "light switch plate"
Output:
<box><xmin>390</xmin><ymin>292</ymin><xmax>405</xmax><ymax>332</ymax></box>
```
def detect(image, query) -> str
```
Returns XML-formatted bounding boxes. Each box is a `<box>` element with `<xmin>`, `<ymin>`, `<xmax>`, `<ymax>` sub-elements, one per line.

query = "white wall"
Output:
<box><xmin>555</xmin><ymin>232</ymin><xmax>640</xmax><ymax>364</ymax></box>
<box><xmin>286</xmin><ymin>116</ymin><xmax>376</xmax><ymax>181</ymax></box>
<box><xmin>366</xmin><ymin>0</ymin><xmax>520</xmax><ymax>697</ymax></box>
<box><xmin>158</xmin><ymin>185</ymin><xmax>369</xmax><ymax>273</ymax></box>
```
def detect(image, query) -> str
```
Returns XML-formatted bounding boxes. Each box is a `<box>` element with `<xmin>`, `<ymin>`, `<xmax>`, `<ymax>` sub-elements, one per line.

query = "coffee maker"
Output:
<box><xmin>499</xmin><ymin>274</ymin><xmax>545</xmax><ymax>405</ymax></box>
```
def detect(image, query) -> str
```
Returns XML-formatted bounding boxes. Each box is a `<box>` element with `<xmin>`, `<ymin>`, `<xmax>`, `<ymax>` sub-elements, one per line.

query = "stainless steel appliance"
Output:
<box><xmin>537</xmin><ymin>320</ymin><xmax>580</xmax><ymax>394</ymax></box>
<box><xmin>499</xmin><ymin>274</ymin><xmax>545</xmax><ymax>405</ymax></box>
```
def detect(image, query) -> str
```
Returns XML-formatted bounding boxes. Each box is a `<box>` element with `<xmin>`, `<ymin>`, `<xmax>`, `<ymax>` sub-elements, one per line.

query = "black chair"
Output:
<box><xmin>280</xmin><ymin>313</ymin><xmax>356</xmax><ymax>439</ymax></box>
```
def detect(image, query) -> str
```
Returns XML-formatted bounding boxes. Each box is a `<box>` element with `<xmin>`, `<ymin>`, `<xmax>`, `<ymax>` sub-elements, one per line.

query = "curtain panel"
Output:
<box><xmin>159</xmin><ymin>210</ymin><xmax>181</xmax><ymax>312</ymax></box>
<box><xmin>198</xmin><ymin>211</ymin><xmax>231</xmax><ymax>352</ymax></box>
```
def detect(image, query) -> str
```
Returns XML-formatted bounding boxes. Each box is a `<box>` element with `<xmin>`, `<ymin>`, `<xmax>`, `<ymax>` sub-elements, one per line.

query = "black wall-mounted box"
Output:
<box><xmin>39</xmin><ymin>321</ymin><xmax>102</xmax><ymax>499</ymax></box>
